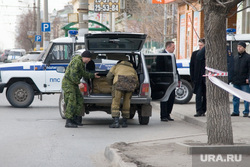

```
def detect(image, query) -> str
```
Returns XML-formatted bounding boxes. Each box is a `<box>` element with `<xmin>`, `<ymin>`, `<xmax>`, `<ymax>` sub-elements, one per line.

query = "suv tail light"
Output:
<box><xmin>140</xmin><ymin>83</ymin><xmax>149</xmax><ymax>96</ymax></box>
<box><xmin>80</xmin><ymin>83</ymin><xmax>88</xmax><ymax>95</ymax></box>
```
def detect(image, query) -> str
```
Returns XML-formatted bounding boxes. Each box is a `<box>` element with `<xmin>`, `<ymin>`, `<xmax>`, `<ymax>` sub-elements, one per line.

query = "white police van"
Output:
<box><xmin>7</xmin><ymin>49</ymin><xmax>26</xmax><ymax>61</ymax></box>
<box><xmin>0</xmin><ymin>32</ymin><xmax>85</xmax><ymax>108</ymax></box>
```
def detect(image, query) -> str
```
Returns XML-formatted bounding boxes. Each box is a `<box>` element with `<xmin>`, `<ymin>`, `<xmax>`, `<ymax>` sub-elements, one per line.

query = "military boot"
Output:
<box><xmin>73</xmin><ymin>116</ymin><xmax>83</xmax><ymax>126</ymax></box>
<box><xmin>109</xmin><ymin>117</ymin><xmax>120</xmax><ymax>128</ymax></box>
<box><xmin>65</xmin><ymin>119</ymin><xmax>78</xmax><ymax>128</ymax></box>
<box><xmin>122</xmin><ymin>118</ymin><xmax>128</xmax><ymax>128</ymax></box>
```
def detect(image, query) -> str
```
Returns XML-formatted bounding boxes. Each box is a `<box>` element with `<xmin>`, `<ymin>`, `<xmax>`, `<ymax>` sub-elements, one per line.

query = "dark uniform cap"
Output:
<box><xmin>81</xmin><ymin>51</ymin><xmax>92</xmax><ymax>58</ymax></box>
<box><xmin>238</xmin><ymin>42</ymin><xmax>246</xmax><ymax>48</ymax></box>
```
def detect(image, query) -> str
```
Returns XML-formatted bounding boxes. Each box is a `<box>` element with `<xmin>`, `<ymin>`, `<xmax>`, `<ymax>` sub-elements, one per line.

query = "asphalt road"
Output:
<box><xmin>0</xmin><ymin>87</ymin><xmax>204</xmax><ymax>167</ymax></box>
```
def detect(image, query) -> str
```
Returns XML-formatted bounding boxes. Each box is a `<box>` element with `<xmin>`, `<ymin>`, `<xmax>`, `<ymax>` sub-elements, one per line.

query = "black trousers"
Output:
<box><xmin>160</xmin><ymin>89</ymin><xmax>175</xmax><ymax>119</ymax></box>
<box><xmin>195</xmin><ymin>82</ymin><xmax>206</xmax><ymax>114</ymax></box>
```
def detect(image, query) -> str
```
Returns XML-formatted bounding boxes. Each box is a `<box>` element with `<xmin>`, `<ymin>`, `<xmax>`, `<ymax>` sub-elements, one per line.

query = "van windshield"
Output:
<box><xmin>9</xmin><ymin>51</ymin><xmax>22</xmax><ymax>56</ymax></box>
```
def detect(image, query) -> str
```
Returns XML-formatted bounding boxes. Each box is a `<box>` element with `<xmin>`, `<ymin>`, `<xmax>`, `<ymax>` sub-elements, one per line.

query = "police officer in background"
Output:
<box><xmin>62</xmin><ymin>51</ymin><xmax>100</xmax><ymax>128</ymax></box>
<box><xmin>106</xmin><ymin>60</ymin><xmax>139</xmax><ymax>128</ymax></box>
<box><xmin>231</xmin><ymin>42</ymin><xmax>250</xmax><ymax>117</ymax></box>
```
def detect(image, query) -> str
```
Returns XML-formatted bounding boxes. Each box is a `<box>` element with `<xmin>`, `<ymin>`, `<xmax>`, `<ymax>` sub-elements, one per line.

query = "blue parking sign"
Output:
<box><xmin>41</xmin><ymin>22</ymin><xmax>51</xmax><ymax>32</ymax></box>
<box><xmin>35</xmin><ymin>35</ymin><xmax>42</xmax><ymax>42</ymax></box>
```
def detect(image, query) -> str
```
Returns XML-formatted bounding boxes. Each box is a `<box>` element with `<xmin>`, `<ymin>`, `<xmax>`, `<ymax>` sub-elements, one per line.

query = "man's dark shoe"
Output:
<box><xmin>65</xmin><ymin>119</ymin><xmax>78</xmax><ymax>128</ymax></box>
<box><xmin>161</xmin><ymin>118</ymin><xmax>168</xmax><ymax>122</ymax></box>
<box><xmin>109</xmin><ymin>117</ymin><xmax>120</xmax><ymax>128</ymax></box>
<box><xmin>194</xmin><ymin>112</ymin><xmax>203</xmax><ymax>117</ymax></box>
<box><xmin>231</xmin><ymin>113</ymin><xmax>239</xmax><ymax>116</ymax></box>
<box><xmin>73</xmin><ymin>116</ymin><xmax>83</xmax><ymax>126</ymax></box>
<box><xmin>166</xmin><ymin>115</ymin><xmax>174</xmax><ymax>121</ymax></box>
<box><xmin>122</xmin><ymin>118</ymin><xmax>128</xmax><ymax>128</ymax></box>
<box><xmin>243</xmin><ymin>113</ymin><xmax>249</xmax><ymax>117</ymax></box>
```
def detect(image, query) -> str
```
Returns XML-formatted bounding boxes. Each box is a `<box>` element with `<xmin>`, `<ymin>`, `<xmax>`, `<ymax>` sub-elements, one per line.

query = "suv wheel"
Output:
<box><xmin>6</xmin><ymin>82</ymin><xmax>34</xmax><ymax>108</ymax></box>
<box><xmin>59</xmin><ymin>92</ymin><xmax>66</xmax><ymax>119</ymax></box>
<box><xmin>138</xmin><ymin>116</ymin><xmax>149</xmax><ymax>125</ymax></box>
<box><xmin>175</xmin><ymin>79</ymin><xmax>193</xmax><ymax>104</ymax></box>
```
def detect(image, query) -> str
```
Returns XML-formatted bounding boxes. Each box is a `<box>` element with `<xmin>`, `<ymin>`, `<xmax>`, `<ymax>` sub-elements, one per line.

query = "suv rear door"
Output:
<box><xmin>85</xmin><ymin>33</ymin><xmax>147</xmax><ymax>52</ymax></box>
<box><xmin>144</xmin><ymin>53</ymin><xmax>178</xmax><ymax>101</ymax></box>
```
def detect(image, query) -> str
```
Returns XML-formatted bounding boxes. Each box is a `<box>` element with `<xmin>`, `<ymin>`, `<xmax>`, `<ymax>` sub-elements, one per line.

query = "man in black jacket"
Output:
<box><xmin>231</xmin><ymin>42</ymin><xmax>250</xmax><ymax>117</ymax></box>
<box><xmin>190</xmin><ymin>39</ymin><xmax>205</xmax><ymax>83</ymax></box>
<box><xmin>160</xmin><ymin>41</ymin><xmax>180</xmax><ymax>121</ymax></box>
<box><xmin>190</xmin><ymin>39</ymin><xmax>206</xmax><ymax>117</ymax></box>
<box><xmin>193</xmin><ymin>47</ymin><xmax>206</xmax><ymax>117</ymax></box>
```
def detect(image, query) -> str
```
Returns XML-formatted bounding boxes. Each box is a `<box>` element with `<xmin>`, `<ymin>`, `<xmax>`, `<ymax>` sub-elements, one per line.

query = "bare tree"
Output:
<box><xmin>52</xmin><ymin>16</ymin><xmax>62</xmax><ymax>39</ymax></box>
<box><xmin>16</xmin><ymin>10</ymin><xmax>36</xmax><ymax>51</ymax></box>
<box><xmin>202</xmin><ymin>0</ymin><xmax>243</xmax><ymax>145</ymax></box>
<box><xmin>121</xmin><ymin>0</ymin><xmax>177</xmax><ymax>46</ymax></box>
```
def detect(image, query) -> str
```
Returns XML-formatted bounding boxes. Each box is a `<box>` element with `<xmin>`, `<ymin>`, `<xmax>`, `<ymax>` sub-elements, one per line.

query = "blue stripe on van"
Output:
<box><xmin>0</xmin><ymin>64</ymin><xmax>68</xmax><ymax>71</ymax></box>
<box><xmin>176</xmin><ymin>62</ymin><xmax>190</xmax><ymax>68</ymax></box>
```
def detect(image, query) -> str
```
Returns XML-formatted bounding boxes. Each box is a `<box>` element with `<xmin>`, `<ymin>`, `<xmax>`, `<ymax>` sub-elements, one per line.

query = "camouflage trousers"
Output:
<box><xmin>111</xmin><ymin>88</ymin><xmax>132</xmax><ymax>119</ymax></box>
<box><xmin>62</xmin><ymin>78</ymin><xmax>84</xmax><ymax>119</ymax></box>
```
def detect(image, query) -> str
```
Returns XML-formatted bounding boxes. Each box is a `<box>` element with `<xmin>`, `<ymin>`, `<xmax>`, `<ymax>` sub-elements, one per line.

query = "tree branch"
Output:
<box><xmin>181</xmin><ymin>0</ymin><xmax>204</xmax><ymax>12</ymax></box>
<box><xmin>215</xmin><ymin>0</ymin><xmax>243</xmax><ymax>8</ymax></box>
<box><xmin>216</xmin><ymin>0</ymin><xmax>226</xmax><ymax>8</ymax></box>
<box><xmin>228</xmin><ymin>4</ymin><xmax>250</xmax><ymax>18</ymax></box>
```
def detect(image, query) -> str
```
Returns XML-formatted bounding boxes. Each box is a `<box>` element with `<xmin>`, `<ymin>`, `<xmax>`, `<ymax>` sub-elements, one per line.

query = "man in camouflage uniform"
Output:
<box><xmin>62</xmin><ymin>51</ymin><xmax>100</xmax><ymax>128</ymax></box>
<box><xmin>106</xmin><ymin>60</ymin><xmax>138</xmax><ymax>128</ymax></box>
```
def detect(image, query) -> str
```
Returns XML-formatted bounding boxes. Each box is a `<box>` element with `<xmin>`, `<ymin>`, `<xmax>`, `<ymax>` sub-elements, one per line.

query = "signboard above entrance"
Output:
<box><xmin>152</xmin><ymin>0</ymin><xmax>175</xmax><ymax>4</ymax></box>
<box><xmin>94</xmin><ymin>0</ymin><xmax>120</xmax><ymax>12</ymax></box>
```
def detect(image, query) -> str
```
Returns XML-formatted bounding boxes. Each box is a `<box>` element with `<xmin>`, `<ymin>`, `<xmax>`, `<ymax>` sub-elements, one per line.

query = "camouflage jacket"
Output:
<box><xmin>106</xmin><ymin>61</ymin><xmax>138</xmax><ymax>85</ymax></box>
<box><xmin>63</xmin><ymin>55</ymin><xmax>95</xmax><ymax>85</ymax></box>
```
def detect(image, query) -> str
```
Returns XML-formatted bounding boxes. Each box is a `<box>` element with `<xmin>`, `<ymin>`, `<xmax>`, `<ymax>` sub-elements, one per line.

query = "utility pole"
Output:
<box><xmin>78</xmin><ymin>0</ymin><xmax>89</xmax><ymax>37</ymax></box>
<box><xmin>163</xmin><ymin>4</ymin><xmax>167</xmax><ymax>45</ymax></box>
<box><xmin>43</xmin><ymin>0</ymin><xmax>49</xmax><ymax>49</ymax></box>
<box><xmin>36</xmin><ymin>0</ymin><xmax>41</xmax><ymax>51</ymax></box>
<box><xmin>32</xmin><ymin>0</ymin><xmax>36</xmax><ymax>50</ymax></box>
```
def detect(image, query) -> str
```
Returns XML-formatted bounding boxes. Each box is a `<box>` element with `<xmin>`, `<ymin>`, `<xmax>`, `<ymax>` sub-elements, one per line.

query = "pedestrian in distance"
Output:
<box><xmin>159</xmin><ymin>41</ymin><xmax>180</xmax><ymax>122</ymax></box>
<box><xmin>231</xmin><ymin>42</ymin><xmax>250</xmax><ymax>117</ymax></box>
<box><xmin>62</xmin><ymin>51</ymin><xmax>100</xmax><ymax>128</ymax></box>
<box><xmin>190</xmin><ymin>38</ymin><xmax>206</xmax><ymax>117</ymax></box>
<box><xmin>106</xmin><ymin>60</ymin><xmax>139</xmax><ymax>128</ymax></box>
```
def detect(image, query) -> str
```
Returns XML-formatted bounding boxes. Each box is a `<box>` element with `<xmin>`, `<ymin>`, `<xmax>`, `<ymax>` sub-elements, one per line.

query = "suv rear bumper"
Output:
<box><xmin>84</xmin><ymin>96</ymin><xmax>151</xmax><ymax>104</ymax></box>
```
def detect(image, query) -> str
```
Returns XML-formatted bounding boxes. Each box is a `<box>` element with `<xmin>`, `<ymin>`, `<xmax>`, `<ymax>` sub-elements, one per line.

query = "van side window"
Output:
<box><xmin>50</xmin><ymin>44</ymin><xmax>72</xmax><ymax>63</ymax></box>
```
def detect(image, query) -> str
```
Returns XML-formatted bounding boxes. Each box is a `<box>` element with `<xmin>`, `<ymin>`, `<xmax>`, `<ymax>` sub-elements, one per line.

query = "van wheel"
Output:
<box><xmin>175</xmin><ymin>79</ymin><xmax>193</xmax><ymax>104</ymax></box>
<box><xmin>59</xmin><ymin>92</ymin><xmax>66</xmax><ymax>119</ymax></box>
<box><xmin>138</xmin><ymin>116</ymin><xmax>149</xmax><ymax>125</ymax></box>
<box><xmin>6</xmin><ymin>82</ymin><xmax>34</xmax><ymax>108</ymax></box>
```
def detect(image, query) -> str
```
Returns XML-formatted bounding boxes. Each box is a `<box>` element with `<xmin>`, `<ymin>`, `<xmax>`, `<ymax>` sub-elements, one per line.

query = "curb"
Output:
<box><xmin>104</xmin><ymin>145</ymin><xmax>137</xmax><ymax>167</ymax></box>
<box><xmin>173</xmin><ymin>111</ymin><xmax>207</xmax><ymax>129</ymax></box>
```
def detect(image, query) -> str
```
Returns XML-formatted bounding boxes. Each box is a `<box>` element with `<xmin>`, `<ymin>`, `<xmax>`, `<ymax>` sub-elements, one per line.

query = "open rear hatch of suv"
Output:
<box><xmin>85</xmin><ymin>33</ymin><xmax>147</xmax><ymax>52</ymax></box>
<box><xmin>83</xmin><ymin>32</ymin><xmax>148</xmax><ymax>100</ymax></box>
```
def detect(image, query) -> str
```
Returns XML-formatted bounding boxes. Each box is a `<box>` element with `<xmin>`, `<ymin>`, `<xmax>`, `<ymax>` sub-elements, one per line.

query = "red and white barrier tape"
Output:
<box><xmin>204</xmin><ymin>67</ymin><xmax>228</xmax><ymax>77</ymax></box>
<box><xmin>205</xmin><ymin>67</ymin><xmax>250</xmax><ymax>102</ymax></box>
<box><xmin>205</xmin><ymin>66</ymin><xmax>227</xmax><ymax>74</ymax></box>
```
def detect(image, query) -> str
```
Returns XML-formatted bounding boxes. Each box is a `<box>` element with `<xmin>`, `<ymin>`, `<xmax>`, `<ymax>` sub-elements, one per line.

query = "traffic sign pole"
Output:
<box><xmin>43</xmin><ymin>0</ymin><xmax>50</xmax><ymax>49</ymax></box>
